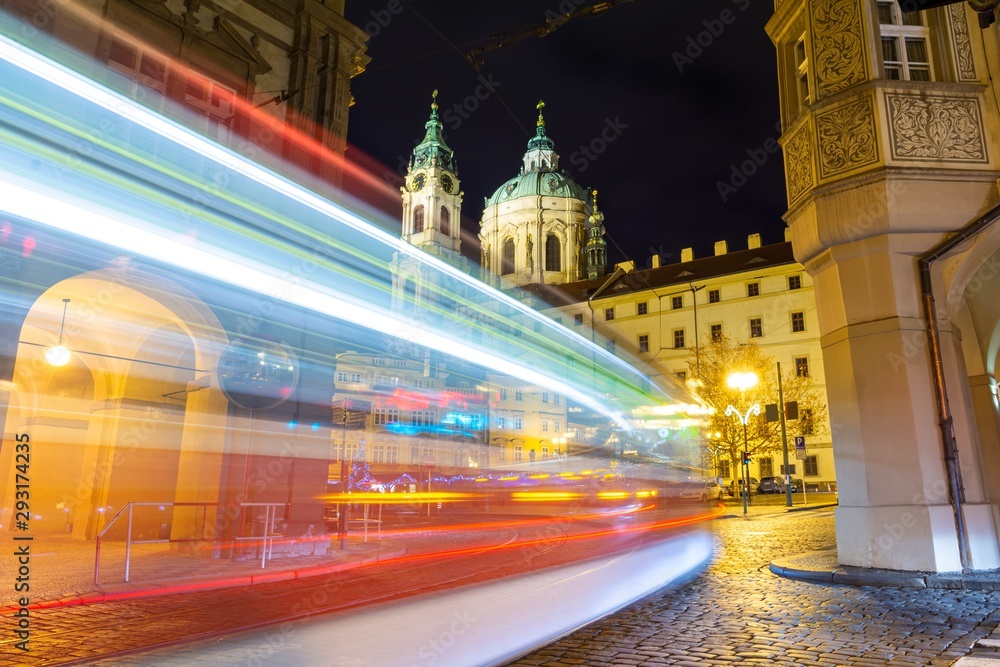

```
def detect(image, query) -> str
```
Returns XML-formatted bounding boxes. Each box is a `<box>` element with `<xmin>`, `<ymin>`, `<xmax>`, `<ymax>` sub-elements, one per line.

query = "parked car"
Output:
<box><xmin>678</xmin><ymin>479</ymin><xmax>724</xmax><ymax>502</ymax></box>
<box><xmin>757</xmin><ymin>476</ymin><xmax>786</xmax><ymax>494</ymax></box>
<box><xmin>731</xmin><ymin>477</ymin><xmax>759</xmax><ymax>497</ymax></box>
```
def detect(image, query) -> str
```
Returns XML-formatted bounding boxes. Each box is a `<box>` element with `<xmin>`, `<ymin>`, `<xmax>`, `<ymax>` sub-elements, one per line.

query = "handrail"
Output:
<box><xmin>94</xmin><ymin>501</ymin><xmax>291</xmax><ymax>584</ymax></box>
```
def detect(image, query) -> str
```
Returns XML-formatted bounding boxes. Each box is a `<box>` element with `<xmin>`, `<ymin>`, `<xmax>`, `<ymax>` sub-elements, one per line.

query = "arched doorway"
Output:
<box><xmin>0</xmin><ymin>267</ymin><xmax>230</xmax><ymax>539</ymax></box>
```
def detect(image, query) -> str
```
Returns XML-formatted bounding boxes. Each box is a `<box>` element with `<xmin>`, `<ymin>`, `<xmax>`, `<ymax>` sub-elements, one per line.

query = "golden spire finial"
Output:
<box><xmin>431</xmin><ymin>89</ymin><xmax>439</xmax><ymax>111</ymax></box>
<box><xmin>536</xmin><ymin>99</ymin><xmax>545</xmax><ymax>127</ymax></box>
<box><xmin>592</xmin><ymin>188</ymin><xmax>599</xmax><ymax>209</ymax></box>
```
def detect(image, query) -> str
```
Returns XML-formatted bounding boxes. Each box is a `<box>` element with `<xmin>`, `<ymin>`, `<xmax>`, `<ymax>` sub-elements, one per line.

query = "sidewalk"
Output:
<box><xmin>0</xmin><ymin>524</ymin><xmax>415</xmax><ymax>610</ymax></box>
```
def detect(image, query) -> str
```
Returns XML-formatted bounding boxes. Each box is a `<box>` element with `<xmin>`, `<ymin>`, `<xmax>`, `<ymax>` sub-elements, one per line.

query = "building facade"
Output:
<box><xmin>768</xmin><ymin>0</ymin><xmax>1000</xmax><ymax>571</ymax></box>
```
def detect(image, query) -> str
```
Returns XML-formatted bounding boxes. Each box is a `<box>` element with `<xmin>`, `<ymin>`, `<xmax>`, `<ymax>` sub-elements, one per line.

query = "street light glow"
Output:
<box><xmin>726</xmin><ymin>371</ymin><xmax>758</xmax><ymax>392</ymax></box>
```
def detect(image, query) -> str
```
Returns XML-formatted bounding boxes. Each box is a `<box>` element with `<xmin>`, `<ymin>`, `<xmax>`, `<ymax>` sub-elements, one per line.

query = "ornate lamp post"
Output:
<box><xmin>725</xmin><ymin>371</ymin><xmax>759</xmax><ymax>516</ymax></box>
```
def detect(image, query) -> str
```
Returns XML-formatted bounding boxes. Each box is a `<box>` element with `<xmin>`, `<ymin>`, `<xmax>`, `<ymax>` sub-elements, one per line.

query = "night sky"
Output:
<box><xmin>343</xmin><ymin>1</ymin><xmax>787</xmax><ymax>269</ymax></box>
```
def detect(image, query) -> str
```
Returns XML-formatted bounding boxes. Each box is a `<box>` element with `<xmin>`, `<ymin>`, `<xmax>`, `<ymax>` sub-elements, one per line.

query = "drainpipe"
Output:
<box><xmin>918</xmin><ymin>201</ymin><xmax>1000</xmax><ymax>573</ymax></box>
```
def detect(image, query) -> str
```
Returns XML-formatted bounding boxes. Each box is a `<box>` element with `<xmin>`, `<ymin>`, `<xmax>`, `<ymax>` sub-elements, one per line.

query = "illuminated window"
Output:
<box><xmin>878</xmin><ymin>1</ymin><xmax>931</xmax><ymax>81</ymax></box>
<box><xmin>795</xmin><ymin>356</ymin><xmax>809</xmax><ymax>377</ymax></box>
<box><xmin>638</xmin><ymin>334</ymin><xmax>649</xmax><ymax>353</ymax></box>
<box><xmin>750</xmin><ymin>318</ymin><xmax>763</xmax><ymax>338</ymax></box>
<box><xmin>711</xmin><ymin>323</ymin><xmax>723</xmax><ymax>341</ymax></box>
<box><xmin>791</xmin><ymin>311</ymin><xmax>805</xmax><ymax>332</ymax></box>
<box><xmin>794</xmin><ymin>34</ymin><xmax>810</xmax><ymax>109</ymax></box>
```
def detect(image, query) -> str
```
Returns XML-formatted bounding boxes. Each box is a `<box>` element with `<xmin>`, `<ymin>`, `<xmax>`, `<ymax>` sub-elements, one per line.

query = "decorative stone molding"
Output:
<box><xmin>886</xmin><ymin>94</ymin><xmax>988</xmax><ymax>163</ymax></box>
<box><xmin>785</xmin><ymin>123</ymin><xmax>815</xmax><ymax>205</ymax></box>
<box><xmin>810</xmin><ymin>0</ymin><xmax>868</xmax><ymax>99</ymax></box>
<box><xmin>816</xmin><ymin>96</ymin><xmax>879</xmax><ymax>178</ymax></box>
<box><xmin>948</xmin><ymin>5</ymin><xmax>977</xmax><ymax>82</ymax></box>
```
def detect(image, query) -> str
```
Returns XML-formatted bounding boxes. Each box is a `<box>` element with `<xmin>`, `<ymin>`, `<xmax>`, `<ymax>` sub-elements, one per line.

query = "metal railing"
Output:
<box><xmin>94</xmin><ymin>501</ymin><xmax>289</xmax><ymax>584</ymax></box>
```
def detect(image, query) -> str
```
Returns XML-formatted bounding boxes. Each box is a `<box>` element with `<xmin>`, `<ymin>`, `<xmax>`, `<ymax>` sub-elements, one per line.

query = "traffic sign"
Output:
<box><xmin>794</xmin><ymin>436</ymin><xmax>807</xmax><ymax>460</ymax></box>
<box><xmin>424</xmin><ymin>454</ymin><xmax>437</xmax><ymax>469</ymax></box>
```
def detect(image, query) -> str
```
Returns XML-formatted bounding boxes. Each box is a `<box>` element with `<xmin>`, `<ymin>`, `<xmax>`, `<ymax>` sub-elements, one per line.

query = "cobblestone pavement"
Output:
<box><xmin>507</xmin><ymin>506</ymin><xmax>1000</xmax><ymax>667</ymax></box>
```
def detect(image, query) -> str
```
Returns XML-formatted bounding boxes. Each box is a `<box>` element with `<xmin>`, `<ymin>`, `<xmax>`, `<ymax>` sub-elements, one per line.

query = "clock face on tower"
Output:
<box><xmin>440</xmin><ymin>173</ymin><xmax>454</xmax><ymax>193</ymax></box>
<box><xmin>411</xmin><ymin>173</ymin><xmax>425</xmax><ymax>191</ymax></box>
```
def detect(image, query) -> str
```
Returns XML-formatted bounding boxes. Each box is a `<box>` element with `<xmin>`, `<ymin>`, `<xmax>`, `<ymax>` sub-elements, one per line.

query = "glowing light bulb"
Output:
<box><xmin>45</xmin><ymin>344</ymin><xmax>70</xmax><ymax>366</ymax></box>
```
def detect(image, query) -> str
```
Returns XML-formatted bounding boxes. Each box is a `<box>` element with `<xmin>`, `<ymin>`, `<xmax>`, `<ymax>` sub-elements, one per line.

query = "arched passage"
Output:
<box><xmin>0</xmin><ymin>267</ymin><xmax>230</xmax><ymax>538</ymax></box>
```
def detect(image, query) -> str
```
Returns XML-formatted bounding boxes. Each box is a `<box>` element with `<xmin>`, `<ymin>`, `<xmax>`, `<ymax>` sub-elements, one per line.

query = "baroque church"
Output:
<box><xmin>393</xmin><ymin>92</ymin><xmax>611</xmax><ymax>297</ymax></box>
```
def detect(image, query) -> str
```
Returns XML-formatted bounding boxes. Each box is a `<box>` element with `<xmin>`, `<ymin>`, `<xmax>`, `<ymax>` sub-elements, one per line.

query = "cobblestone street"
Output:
<box><xmin>509</xmin><ymin>506</ymin><xmax>1000</xmax><ymax>666</ymax></box>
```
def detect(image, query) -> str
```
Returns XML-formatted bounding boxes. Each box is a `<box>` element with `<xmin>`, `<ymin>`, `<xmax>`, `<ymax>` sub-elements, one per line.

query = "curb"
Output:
<box><xmin>9</xmin><ymin>547</ymin><xmax>409</xmax><ymax>612</ymax></box>
<box><xmin>771</xmin><ymin>549</ymin><xmax>1000</xmax><ymax>590</ymax></box>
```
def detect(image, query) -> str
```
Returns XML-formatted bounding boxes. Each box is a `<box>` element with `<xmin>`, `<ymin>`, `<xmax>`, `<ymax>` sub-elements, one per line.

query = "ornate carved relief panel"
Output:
<box><xmin>785</xmin><ymin>122</ymin><xmax>815</xmax><ymax>205</ymax></box>
<box><xmin>885</xmin><ymin>94</ymin><xmax>988</xmax><ymax>163</ymax></box>
<box><xmin>947</xmin><ymin>5</ymin><xmax>977</xmax><ymax>82</ymax></box>
<box><xmin>816</xmin><ymin>95</ymin><xmax>879</xmax><ymax>179</ymax></box>
<box><xmin>809</xmin><ymin>0</ymin><xmax>869</xmax><ymax>99</ymax></box>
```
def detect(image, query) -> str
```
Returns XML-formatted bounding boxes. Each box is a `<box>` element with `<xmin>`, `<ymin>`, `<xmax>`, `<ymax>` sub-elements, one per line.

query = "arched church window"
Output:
<box><xmin>545</xmin><ymin>235</ymin><xmax>561</xmax><ymax>272</ymax></box>
<box><xmin>502</xmin><ymin>238</ymin><xmax>515</xmax><ymax>275</ymax></box>
<box><xmin>440</xmin><ymin>206</ymin><xmax>450</xmax><ymax>236</ymax></box>
<box><xmin>414</xmin><ymin>205</ymin><xmax>425</xmax><ymax>233</ymax></box>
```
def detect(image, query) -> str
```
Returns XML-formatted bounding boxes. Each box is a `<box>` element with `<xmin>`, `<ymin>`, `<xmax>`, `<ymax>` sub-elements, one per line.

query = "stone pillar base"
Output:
<box><xmin>836</xmin><ymin>504</ymin><xmax>1000</xmax><ymax>572</ymax></box>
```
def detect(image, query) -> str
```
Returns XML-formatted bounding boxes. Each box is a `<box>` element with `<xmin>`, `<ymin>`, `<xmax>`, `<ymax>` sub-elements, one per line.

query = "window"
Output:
<box><xmin>711</xmin><ymin>323</ymin><xmax>723</xmax><ymax>341</ymax></box>
<box><xmin>374</xmin><ymin>408</ymin><xmax>399</xmax><ymax>425</ymax></box>
<box><xmin>800</xmin><ymin>408</ymin><xmax>814</xmax><ymax>435</ymax></box>
<box><xmin>515</xmin><ymin>389</ymin><xmax>523</xmax><ymax>401</ymax></box>
<box><xmin>794</xmin><ymin>34</ymin><xmax>810</xmax><ymax>109</ymax></box>
<box><xmin>747</xmin><ymin>282</ymin><xmax>760</xmax><ymax>297</ymax></box>
<box><xmin>542</xmin><ymin>419</ymin><xmax>550</xmax><ymax>432</ymax></box>
<box><xmin>411</xmin><ymin>410</ymin><xmax>435</xmax><ymax>426</ymax></box>
<box><xmin>671</xmin><ymin>295</ymin><xmax>683</xmax><ymax>310</ymax></box>
<box><xmin>553</xmin><ymin>420</ymin><xmax>560</xmax><ymax>433</ymax></box>
<box><xmin>574</xmin><ymin>313</ymin><xmax>584</xmax><ymax>326</ymax></box>
<box><xmin>780</xmin><ymin>463</ymin><xmax>797</xmax><ymax>475</ymax></box>
<box><xmin>513</xmin><ymin>417</ymin><xmax>523</xmax><ymax>430</ymax></box>
<box><xmin>553</xmin><ymin>394</ymin><xmax>560</xmax><ymax>405</ymax></box>
<box><xmin>514</xmin><ymin>445</ymin><xmax>522</xmax><ymax>462</ymax></box>
<box><xmin>541</xmin><ymin>446</ymin><xmax>550</xmax><ymax>460</ymax></box>
<box><xmin>542</xmin><ymin>392</ymin><xmax>549</xmax><ymax>404</ymax></box>
<box><xmin>638</xmin><ymin>334</ymin><xmax>650</xmax><ymax>353</ymax></box>
<box><xmin>788</xmin><ymin>275</ymin><xmax>801</xmax><ymax>290</ymax></box>
<box><xmin>637</xmin><ymin>301</ymin><xmax>648</xmax><ymax>315</ymax></box>
<box><xmin>791</xmin><ymin>311</ymin><xmax>805</xmax><ymax>332</ymax></box>
<box><xmin>502</xmin><ymin>238</ymin><xmax>516</xmax><ymax>275</ymax></box>
<box><xmin>440</xmin><ymin>206</ymin><xmax>450</xmax><ymax>236</ymax></box>
<box><xmin>500</xmin><ymin>387</ymin><xmax>508</xmax><ymax>400</ymax></box>
<box><xmin>336</xmin><ymin>371</ymin><xmax>362</xmax><ymax>383</ymax></box>
<box><xmin>719</xmin><ymin>460</ymin><xmax>731</xmax><ymax>479</ymax></box>
<box><xmin>545</xmin><ymin>234</ymin><xmax>561</xmax><ymax>271</ymax></box>
<box><xmin>878</xmin><ymin>1</ymin><xmax>931</xmax><ymax>81</ymax></box>
<box><xmin>496</xmin><ymin>445</ymin><xmax>506</xmax><ymax>463</ymax></box>
<box><xmin>759</xmin><ymin>457</ymin><xmax>774</xmax><ymax>477</ymax></box>
<box><xmin>606</xmin><ymin>339</ymin><xmax>616</xmax><ymax>354</ymax></box>
<box><xmin>673</xmin><ymin>329</ymin><xmax>685</xmax><ymax>349</ymax></box>
<box><xmin>750</xmin><ymin>318</ymin><xmax>763</xmax><ymax>338</ymax></box>
<box><xmin>413</xmin><ymin>205</ymin><xmax>425</xmax><ymax>233</ymax></box>
<box><xmin>605</xmin><ymin>307</ymin><xmax>615</xmax><ymax>321</ymax></box>
<box><xmin>794</xmin><ymin>356</ymin><xmax>809</xmax><ymax>377</ymax></box>
<box><xmin>496</xmin><ymin>416</ymin><xmax>506</xmax><ymax>429</ymax></box>
<box><xmin>675</xmin><ymin>370</ymin><xmax>687</xmax><ymax>381</ymax></box>
<box><xmin>805</xmin><ymin>455</ymin><xmax>818</xmax><ymax>476</ymax></box>
<box><xmin>708</xmin><ymin>289</ymin><xmax>720</xmax><ymax>303</ymax></box>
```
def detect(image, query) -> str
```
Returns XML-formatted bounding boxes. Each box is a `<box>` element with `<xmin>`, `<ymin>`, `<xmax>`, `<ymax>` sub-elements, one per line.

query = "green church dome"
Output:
<box><xmin>485</xmin><ymin>170</ymin><xmax>589</xmax><ymax>207</ymax></box>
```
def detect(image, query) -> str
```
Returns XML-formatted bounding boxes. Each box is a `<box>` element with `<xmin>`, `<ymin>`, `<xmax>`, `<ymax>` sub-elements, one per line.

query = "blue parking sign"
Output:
<box><xmin>794</xmin><ymin>436</ymin><xmax>806</xmax><ymax>460</ymax></box>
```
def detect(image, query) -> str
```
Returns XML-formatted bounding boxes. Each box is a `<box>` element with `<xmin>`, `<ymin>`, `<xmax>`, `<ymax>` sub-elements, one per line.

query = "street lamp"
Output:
<box><xmin>726</xmin><ymin>371</ymin><xmax>760</xmax><ymax>515</ymax></box>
